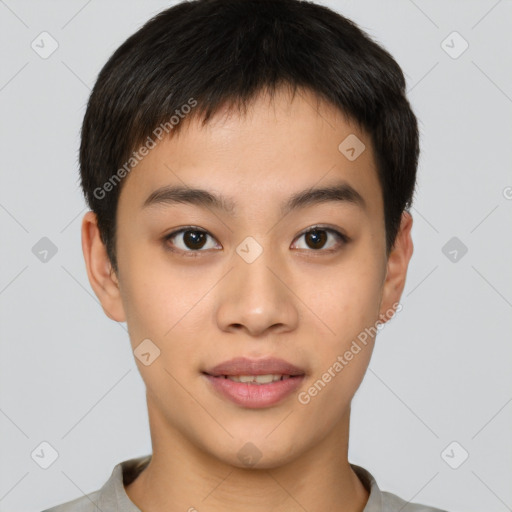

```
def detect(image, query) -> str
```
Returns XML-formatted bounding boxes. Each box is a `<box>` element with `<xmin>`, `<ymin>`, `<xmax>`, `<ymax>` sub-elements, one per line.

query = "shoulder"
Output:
<box><xmin>381</xmin><ymin>489</ymin><xmax>449</xmax><ymax>512</ymax></box>
<box><xmin>40</xmin><ymin>455</ymin><xmax>150</xmax><ymax>512</ymax></box>
<box><xmin>41</xmin><ymin>489</ymin><xmax>102</xmax><ymax>512</ymax></box>
<box><xmin>350</xmin><ymin>463</ymin><xmax>449</xmax><ymax>512</ymax></box>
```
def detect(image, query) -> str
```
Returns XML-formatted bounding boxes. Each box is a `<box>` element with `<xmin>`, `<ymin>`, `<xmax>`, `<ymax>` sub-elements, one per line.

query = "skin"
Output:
<box><xmin>82</xmin><ymin>86</ymin><xmax>413</xmax><ymax>512</ymax></box>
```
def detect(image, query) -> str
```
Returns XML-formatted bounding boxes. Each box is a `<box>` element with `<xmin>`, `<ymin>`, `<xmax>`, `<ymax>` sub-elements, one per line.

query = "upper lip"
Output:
<box><xmin>204</xmin><ymin>357</ymin><xmax>305</xmax><ymax>377</ymax></box>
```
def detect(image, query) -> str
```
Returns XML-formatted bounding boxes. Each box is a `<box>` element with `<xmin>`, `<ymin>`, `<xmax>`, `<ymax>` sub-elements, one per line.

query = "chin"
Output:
<box><xmin>204</xmin><ymin>430</ymin><xmax>306</xmax><ymax>470</ymax></box>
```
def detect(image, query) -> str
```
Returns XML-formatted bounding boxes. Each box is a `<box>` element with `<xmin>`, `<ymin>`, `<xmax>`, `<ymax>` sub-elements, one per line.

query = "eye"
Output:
<box><xmin>163</xmin><ymin>225</ymin><xmax>348</xmax><ymax>256</ymax></box>
<box><xmin>163</xmin><ymin>227</ymin><xmax>221</xmax><ymax>255</ymax></box>
<box><xmin>291</xmin><ymin>226</ymin><xmax>348</xmax><ymax>252</ymax></box>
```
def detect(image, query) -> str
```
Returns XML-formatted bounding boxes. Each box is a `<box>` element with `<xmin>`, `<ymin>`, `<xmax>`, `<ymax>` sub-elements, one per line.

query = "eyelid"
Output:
<box><xmin>297</xmin><ymin>224</ymin><xmax>349</xmax><ymax>241</ymax></box>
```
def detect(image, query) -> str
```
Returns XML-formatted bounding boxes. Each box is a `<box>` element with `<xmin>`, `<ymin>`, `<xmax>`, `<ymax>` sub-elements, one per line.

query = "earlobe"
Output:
<box><xmin>81</xmin><ymin>211</ymin><xmax>126</xmax><ymax>322</ymax></box>
<box><xmin>378</xmin><ymin>211</ymin><xmax>414</xmax><ymax>322</ymax></box>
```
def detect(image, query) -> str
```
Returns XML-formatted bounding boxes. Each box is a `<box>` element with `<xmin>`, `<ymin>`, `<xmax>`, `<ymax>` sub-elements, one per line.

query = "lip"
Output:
<box><xmin>202</xmin><ymin>357</ymin><xmax>306</xmax><ymax>409</ymax></box>
<box><xmin>203</xmin><ymin>374</ymin><xmax>305</xmax><ymax>409</ymax></box>
<box><xmin>204</xmin><ymin>357</ymin><xmax>305</xmax><ymax>377</ymax></box>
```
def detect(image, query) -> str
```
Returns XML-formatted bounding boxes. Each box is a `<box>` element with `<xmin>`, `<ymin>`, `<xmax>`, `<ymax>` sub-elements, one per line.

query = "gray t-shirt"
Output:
<box><xmin>42</xmin><ymin>455</ymin><xmax>449</xmax><ymax>511</ymax></box>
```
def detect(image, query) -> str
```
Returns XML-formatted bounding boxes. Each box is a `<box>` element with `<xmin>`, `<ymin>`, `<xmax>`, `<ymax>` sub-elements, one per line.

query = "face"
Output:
<box><xmin>82</xmin><ymin>87</ymin><xmax>412</xmax><ymax>469</ymax></box>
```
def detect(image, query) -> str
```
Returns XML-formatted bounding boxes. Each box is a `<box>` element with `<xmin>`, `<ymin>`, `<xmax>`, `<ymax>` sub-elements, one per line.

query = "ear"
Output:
<box><xmin>378</xmin><ymin>211</ymin><xmax>414</xmax><ymax>323</ymax></box>
<box><xmin>81</xmin><ymin>211</ymin><xmax>126</xmax><ymax>322</ymax></box>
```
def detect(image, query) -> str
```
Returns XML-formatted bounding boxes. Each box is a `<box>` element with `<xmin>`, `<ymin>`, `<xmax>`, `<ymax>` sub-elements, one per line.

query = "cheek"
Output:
<box><xmin>296</xmin><ymin>258</ymin><xmax>383</xmax><ymax>398</ymax></box>
<box><xmin>295</xmin><ymin>277</ymin><xmax>380</xmax><ymax>427</ymax></box>
<box><xmin>118</xmin><ymin>267</ymin><xmax>217</xmax><ymax>409</ymax></box>
<box><xmin>118</xmin><ymin>243</ymin><xmax>204</xmax><ymax>342</ymax></box>
<box><xmin>304</xmin><ymin>260</ymin><xmax>384</xmax><ymax>345</ymax></box>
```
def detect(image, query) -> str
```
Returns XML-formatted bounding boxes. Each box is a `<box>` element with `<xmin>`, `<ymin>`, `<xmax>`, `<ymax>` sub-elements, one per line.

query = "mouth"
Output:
<box><xmin>202</xmin><ymin>357</ymin><xmax>306</xmax><ymax>408</ymax></box>
<box><xmin>208</xmin><ymin>374</ymin><xmax>298</xmax><ymax>384</ymax></box>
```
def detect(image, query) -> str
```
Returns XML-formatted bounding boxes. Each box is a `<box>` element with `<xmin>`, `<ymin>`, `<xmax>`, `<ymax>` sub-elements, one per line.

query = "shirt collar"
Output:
<box><xmin>97</xmin><ymin>455</ymin><xmax>384</xmax><ymax>511</ymax></box>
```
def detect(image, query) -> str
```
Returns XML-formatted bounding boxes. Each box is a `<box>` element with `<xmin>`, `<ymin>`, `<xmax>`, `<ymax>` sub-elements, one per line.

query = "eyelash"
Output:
<box><xmin>163</xmin><ymin>225</ymin><xmax>349</xmax><ymax>257</ymax></box>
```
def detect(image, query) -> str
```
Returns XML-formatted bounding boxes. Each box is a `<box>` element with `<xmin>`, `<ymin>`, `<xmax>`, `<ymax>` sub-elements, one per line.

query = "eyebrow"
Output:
<box><xmin>142</xmin><ymin>181</ymin><xmax>366</xmax><ymax>215</ymax></box>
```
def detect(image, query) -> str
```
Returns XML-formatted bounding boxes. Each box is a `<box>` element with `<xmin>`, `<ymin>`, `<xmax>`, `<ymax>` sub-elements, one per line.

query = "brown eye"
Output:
<box><xmin>182</xmin><ymin>230</ymin><xmax>207</xmax><ymax>250</ymax></box>
<box><xmin>164</xmin><ymin>228</ymin><xmax>221</xmax><ymax>254</ymax></box>
<box><xmin>292</xmin><ymin>227</ymin><xmax>348</xmax><ymax>252</ymax></box>
<box><xmin>304</xmin><ymin>229</ymin><xmax>328</xmax><ymax>249</ymax></box>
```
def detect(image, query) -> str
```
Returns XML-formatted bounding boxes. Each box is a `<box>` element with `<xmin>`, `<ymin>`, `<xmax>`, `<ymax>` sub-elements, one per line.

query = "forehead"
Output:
<box><xmin>117</xmin><ymin>87</ymin><xmax>383</xmax><ymax>221</ymax></box>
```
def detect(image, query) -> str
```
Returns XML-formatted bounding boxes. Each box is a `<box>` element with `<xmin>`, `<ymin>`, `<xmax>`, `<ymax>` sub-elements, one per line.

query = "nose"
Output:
<box><xmin>215</xmin><ymin>247</ymin><xmax>300</xmax><ymax>337</ymax></box>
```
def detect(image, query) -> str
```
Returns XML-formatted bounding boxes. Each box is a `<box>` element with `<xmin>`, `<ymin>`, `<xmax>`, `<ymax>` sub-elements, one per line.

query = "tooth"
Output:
<box><xmin>238</xmin><ymin>375</ymin><xmax>255</xmax><ymax>383</ymax></box>
<box><xmin>224</xmin><ymin>374</ymin><xmax>289</xmax><ymax>384</ymax></box>
<box><xmin>254</xmin><ymin>374</ymin><xmax>277</xmax><ymax>384</ymax></box>
<box><xmin>226</xmin><ymin>376</ymin><xmax>245</xmax><ymax>383</ymax></box>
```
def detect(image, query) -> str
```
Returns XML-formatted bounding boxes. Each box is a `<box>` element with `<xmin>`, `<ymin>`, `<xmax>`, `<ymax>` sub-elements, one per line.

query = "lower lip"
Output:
<box><xmin>203</xmin><ymin>374</ymin><xmax>305</xmax><ymax>409</ymax></box>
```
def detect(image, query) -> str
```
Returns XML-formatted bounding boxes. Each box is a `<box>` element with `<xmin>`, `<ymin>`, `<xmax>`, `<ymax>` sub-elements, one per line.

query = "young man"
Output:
<box><xmin>44</xmin><ymin>0</ymin><xmax>449</xmax><ymax>510</ymax></box>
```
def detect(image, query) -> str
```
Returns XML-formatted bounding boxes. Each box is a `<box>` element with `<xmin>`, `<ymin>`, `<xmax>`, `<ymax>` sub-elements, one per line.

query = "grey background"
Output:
<box><xmin>1</xmin><ymin>1</ymin><xmax>511</xmax><ymax>511</ymax></box>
